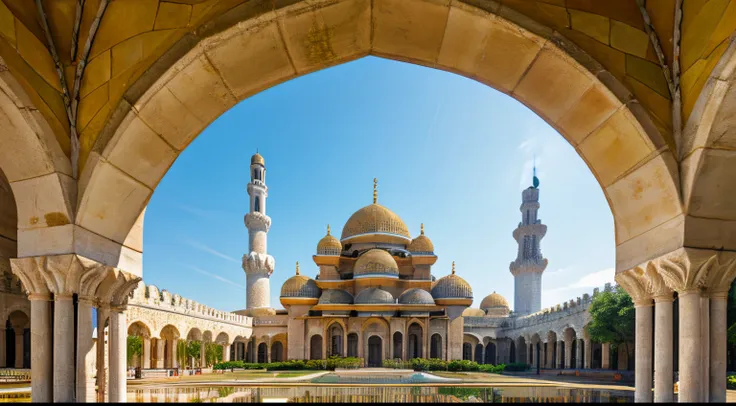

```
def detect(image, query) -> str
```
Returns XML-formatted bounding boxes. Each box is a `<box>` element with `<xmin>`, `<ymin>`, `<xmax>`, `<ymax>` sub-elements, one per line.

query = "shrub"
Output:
<box><xmin>448</xmin><ymin>360</ymin><xmax>480</xmax><ymax>372</ymax></box>
<box><xmin>727</xmin><ymin>375</ymin><xmax>736</xmax><ymax>390</ymax></box>
<box><xmin>504</xmin><ymin>362</ymin><xmax>530</xmax><ymax>372</ymax></box>
<box><xmin>479</xmin><ymin>364</ymin><xmax>505</xmax><ymax>374</ymax></box>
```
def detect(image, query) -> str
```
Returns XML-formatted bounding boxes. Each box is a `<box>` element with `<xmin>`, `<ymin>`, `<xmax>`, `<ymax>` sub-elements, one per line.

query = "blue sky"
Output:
<box><xmin>142</xmin><ymin>56</ymin><xmax>616</xmax><ymax>312</ymax></box>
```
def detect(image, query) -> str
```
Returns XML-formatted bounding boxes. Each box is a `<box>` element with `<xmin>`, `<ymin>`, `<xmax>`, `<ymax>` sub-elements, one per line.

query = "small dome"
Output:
<box><xmin>431</xmin><ymin>262</ymin><xmax>473</xmax><ymax>300</ymax></box>
<box><xmin>354</xmin><ymin>287</ymin><xmax>394</xmax><ymax>305</ymax></box>
<box><xmin>480</xmin><ymin>292</ymin><xmax>509</xmax><ymax>309</ymax></box>
<box><xmin>251</xmin><ymin>152</ymin><xmax>265</xmax><ymax>166</ymax></box>
<box><xmin>318</xmin><ymin>289</ymin><xmax>353</xmax><ymax>305</ymax></box>
<box><xmin>280</xmin><ymin>262</ymin><xmax>320</xmax><ymax>299</ymax></box>
<box><xmin>353</xmin><ymin>249</ymin><xmax>399</xmax><ymax>279</ymax></box>
<box><xmin>317</xmin><ymin>225</ymin><xmax>342</xmax><ymax>255</ymax></box>
<box><xmin>398</xmin><ymin>288</ymin><xmax>435</xmax><ymax>305</ymax></box>
<box><xmin>462</xmin><ymin>308</ymin><xmax>486</xmax><ymax>317</ymax></box>
<box><xmin>407</xmin><ymin>224</ymin><xmax>434</xmax><ymax>254</ymax></box>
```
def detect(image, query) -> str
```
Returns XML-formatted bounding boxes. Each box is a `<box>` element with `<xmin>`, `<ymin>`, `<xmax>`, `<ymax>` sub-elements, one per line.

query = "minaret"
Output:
<box><xmin>510</xmin><ymin>165</ymin><xmax>548</xmax><ymax>315</ymax></box>
<box><xmin>243</xmin><ymin>152</ymin><xmax>275</xmax><ymax>316</ymax></box>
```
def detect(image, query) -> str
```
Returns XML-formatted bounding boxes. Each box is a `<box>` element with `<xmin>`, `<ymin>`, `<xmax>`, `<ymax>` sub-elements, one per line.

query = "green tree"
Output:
<box><xmin>177</xmin><ymin>340</ymin><xmax>189</xmax><ymax>369</ymax></box>
<box><xmin>187</xmin><ymin>341</ymin><xmax>201</xmax><ymax>366</ymax></box>
<box><xmin>205</xmin><ymin>342</ymin><xmax>223</xmax><ymax>367</ymax></box>
<box><xmin>587</xmin><ymin>285</ymin><xmax>635</xmax><ymax>367</ymax></box>
<box><xmin>127</xmin><ymin>335</ymin><xmax>142</xmax><ymax>366</ymax></box>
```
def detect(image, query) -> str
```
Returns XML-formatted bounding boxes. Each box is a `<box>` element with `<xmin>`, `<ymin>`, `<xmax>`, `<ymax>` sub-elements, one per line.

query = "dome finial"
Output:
<box><xmin>532</xmin><ymin>155</ymin><xmax>540</xmax><ymax>188</ymax></box>
<box><xmin>373</xmin><ymin>178</ymin><xmax>378</xmax><ymax>204</ymax></box>
<box><xmin>327</xmin><ymin>224</ymin><xmax>331</xmax><ymax>236</ymax></box>
<box><xmin>295</xmin><ymin>261</ymin><xmax>300</xmax><ymax>275</ymax></box>
<box><xmin>420</xmin><ymin>223</ymin><xmax>425</xmax><ymax>235</ymax></box>
<box><xmin>452</xmin><ymin>261</ymin><xmax>456</xmax><ymax>275</ymax></box>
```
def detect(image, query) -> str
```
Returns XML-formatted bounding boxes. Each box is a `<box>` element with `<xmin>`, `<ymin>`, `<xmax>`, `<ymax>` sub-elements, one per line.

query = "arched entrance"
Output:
<box><xmin>310</xmin><ymin>335</ymin><xmax>323</xmax><ymax>360</ymax></box>
<box><xmin>392</xmin><ymin>332</ymin><xmax>402</xmax><ymax>360</ymax></box>
<box><xmin>271</xmin><ymin>342</ymin><xmax>284</xmax><ymax>362</ymax></box>
<box><xmin>257</xmin><ymin>342</ymin><xmax>267</xmax><ymax>363</ymax></box>
<box><xmin>485</xmin><ymin>342</ymin><xmax>497</xmax><ymax>365</ymax></box>
<box><xmin>347</xmin><ymin>333</ymin><xmax>358</xmax><ymax>358</ymax></box>
<box><xmin>327</xmin><ymin>323</ymin><xmax>344</xmax><ymax>357</ymax></box>
<box><xmin>367</xmin><ymin>336</ymin><xmax>382</xmax><ymax>367</ymax></box>
<box><xmin>430</xmin><ymin>334</ymin><xmax>442</xmax><ymax>359</ymax></box>
<box><xmin>474</xmin><ymin>344</ymin><xmax>484</xmax><ymax>364</ymax></box>
<box><xmin>407</xmin><ymin>323</ymin><xmax>422</xmax><ymax>359</ymax></box>
<box><xmin>510</xmin><ymin>340</ymin><xmax>516</xmax><ymax>363</ymax></box>
<box><xmin>462</xmin><ymin>343</ymin><xmax>472</xmax><ymax>361</ymax></box>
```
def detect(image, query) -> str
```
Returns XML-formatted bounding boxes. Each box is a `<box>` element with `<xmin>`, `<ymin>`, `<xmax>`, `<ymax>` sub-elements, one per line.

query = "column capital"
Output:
<box><xmin>10</xmin><ymin>254</ymin><xmax>120</xmax><ymax>299</ymax></box>
<box><xmin>77</xmin><ymin>296</ymin><xmax>98</xmax><ymax>306</ymax></box>
<box><xmin>27</xmin><ymin>293</ymin><xmax>51</xmax><ymax>301</ymax></box>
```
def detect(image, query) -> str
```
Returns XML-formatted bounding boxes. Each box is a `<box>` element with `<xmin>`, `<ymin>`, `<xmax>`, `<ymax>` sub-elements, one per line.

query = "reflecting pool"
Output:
<box><xmin>127</xmin><ymin>385</ymin><xmax>635</xmax><ymax>403</ymax></box>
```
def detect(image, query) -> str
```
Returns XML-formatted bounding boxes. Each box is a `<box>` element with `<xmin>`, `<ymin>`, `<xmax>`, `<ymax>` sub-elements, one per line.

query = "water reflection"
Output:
<box><xmin>127</xmin><ymin>385</ymin><xmax>634</xmax><ymax>403</ymax></box>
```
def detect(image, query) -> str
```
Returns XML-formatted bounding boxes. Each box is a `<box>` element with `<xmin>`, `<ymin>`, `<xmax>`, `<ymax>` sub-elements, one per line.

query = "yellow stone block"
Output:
<box><xmin>624</xmin><ymin>76</ymin><xmax>672</xmax><ymax>140</ymax></box>
<box><xmin>536</xmin><ymin>2</ymin><xmax>570</xmax><ymax>28</ymax></box>
<box><xmin>154</xmin><ymin>2</ymin><xmax>192</xmax><ymax>30</ymax></box>
<box><xmin>438</xmin><ymin>6</ymin><xmax>544</xmax><ymax>93</ymax></box>
<box><xmin>0</xmin><ymin>3</ymin><xmax>15</xmax><ymax>45</ymax></box>
<box><xmin>206</xmin><ymin>22</ymin><xmax>295</xmax><ymax>99</ymax></box>
<box><xmin>557</xmin><ymin>84</ymin><xmax>621</xmax><ymax>145</ymax></box>
<box><xmin>578</xmin><ymin>108</ymin><xmax>653</xmax><ymax>187</ymax></box>
<box><xmin>680</xmin><ymin>0</ymin><xmax>730</xmax><ymax>72</ymax></box>
<box><xmin>703</xmin><ymin>0</ymin><xmax>736</xmax><ymax>59</ymax></box>
<box><xmin>569</xmin><ymin>9</ymin><xmax>610</xmax><ymax>45</ymax></box>
<box><xmin>278</xmin><ymin>0</ymin><xmax>371</xmax><ymax>73</ymax></box>
<box><xmin>15</xmin><ymin>22</ymin><xmax>61</xmax><ymax>92</ymax></box>
<box><xmin>77</xmin><ymin>82</ymin><xmax>109</xmax><ymax>132</ymax></box>
<box><xmin>610</xmin><ymin>20</ymin><xmax>649</xmax><ymax>59</ymax></box>
<box><xmin>137</xmin><ymin>86</ymin><xmax>205</xmax><ymax>151</ymax></box>
<box><xmin>372</xmin><ymin>0</ymin><xmax>451</xmax><ymax>64</ymax></box>
<box><xmin>625</xmin><ymin>55</ymin><xmax>670</xmax><ymax>98</ymax></box>
<box><xmin>89</xmin><ymin>0</ymin><xmax>158</xmax><ymax>58</ymax></box>
<box><xmin>80</xmin><ymin>50</ymin><xmax>111</xmax><ymax>98</ymax></box>
<box><xmin>111</xmin><ymin>34</ymin><xmax>145</xmax><ymax>78</ymax></box>
<box><xmin>681</xmin><ymin>40</ymin><xmax>729</xmax><ymax>123</ymax></box>
<box><xmin>513</xmin><ymin>46</ymin><xmax>594</xmax><ymax>123</ymax></box>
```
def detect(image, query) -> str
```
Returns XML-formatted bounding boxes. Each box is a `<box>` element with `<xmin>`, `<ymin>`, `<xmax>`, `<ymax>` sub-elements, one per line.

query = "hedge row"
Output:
<box><xmin>381</xmin><ymin>358</ymin><xmax>530</xmax><ymax>373</ymax></box>
<box><xmin>213</xmin><ymin>356</ymin><xmax>364</xmax><ymax>371</ymax></box>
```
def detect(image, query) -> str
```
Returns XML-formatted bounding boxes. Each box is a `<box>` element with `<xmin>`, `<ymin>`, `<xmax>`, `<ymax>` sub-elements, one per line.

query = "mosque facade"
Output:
<box><xmin>240</xmin><ymin>153</ymin><xmax>622</xmax><ymax>370</ymax></box>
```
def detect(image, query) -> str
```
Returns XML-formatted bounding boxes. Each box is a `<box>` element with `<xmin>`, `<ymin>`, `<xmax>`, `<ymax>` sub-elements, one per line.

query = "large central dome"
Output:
<box><xmin>340</xmin><ymin>203</ymin><xmax>411</xmax><ymax>244</ymax></box>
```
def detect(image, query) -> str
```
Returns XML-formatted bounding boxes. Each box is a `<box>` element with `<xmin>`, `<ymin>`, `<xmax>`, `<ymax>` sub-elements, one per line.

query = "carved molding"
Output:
<box><xmin>243</xmin><ymin>252</ymin><xmax>275</xmax><ymax>277</ymax></box>
<box><xmin>245</xmin><ymin>212</ymin><xmax>271</xmax><ymax>232</ymax></box>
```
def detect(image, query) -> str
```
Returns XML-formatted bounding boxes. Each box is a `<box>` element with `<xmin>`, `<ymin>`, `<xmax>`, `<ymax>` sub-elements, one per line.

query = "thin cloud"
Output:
<box><xmin>545</xmin><ymin>267</ymin><xmax>615</xmax><ymax>293</ymax></box>
<box><xmin>186</xmin><ymin>240</ymin><xmax>240</xmax><ymax>264</ymax></box>
<box><xmin>188</xmin><ymin>265</ymin><xmax>246</xmax><ymax>290</ymax></box>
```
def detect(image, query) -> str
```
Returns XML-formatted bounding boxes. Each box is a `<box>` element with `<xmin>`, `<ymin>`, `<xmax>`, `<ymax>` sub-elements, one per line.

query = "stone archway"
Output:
<box><xmin>74</xmin><ymin>0</ymin><xmax>680</xmax><ymax>280</ymax></box>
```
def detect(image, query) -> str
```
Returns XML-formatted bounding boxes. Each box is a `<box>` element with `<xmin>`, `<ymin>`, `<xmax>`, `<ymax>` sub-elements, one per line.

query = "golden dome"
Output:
<box><xmin>398</xmin><ymin>288</ymin><xmax>435</xmax><ymax>305</ymax></box>
<box><xmin>341</xmin><ymin>204</ymin><xmax>410</xmax><ymax>243</ymax></box>
<box><xmin>353</xmin><ymin>249</ymin><xmax>399</xmax><ymax>279</ymax></box>
<box><xmin>462</xmin><ymin>308</ymin><xmax>486</xmax><ymax>317</ymax></box>
<box><xmin>280</xmin><ymin>262</ymin><xmax>321</xmax><ymax>299</ymax></box>
<box><xmin>431</xmin><ymin>262</ymin><xmax>473</xmax><ymax>301</ymax></box>
<box><xmin>251</xmin><ymin>152</ymin><xmax>265</xmax><ymax>166</ymax></box>
<box><xmin>407</xmin><ymin>223</ymin><xmax>434</xmax><ymax>253</ymax></box>
<box><xmin>355</xmin><ymin>287</ymin><xmax>394</xmax><ymax>304</ymax></box>
<box><xmin>480</xmin><ymin>291</ymin><xmax>509</xmax><ymax>309</ymax></box>
<box><xmin>316</xmin><ymin>225</ymin><xmax>342</xmax><ymax>255</ymax></box>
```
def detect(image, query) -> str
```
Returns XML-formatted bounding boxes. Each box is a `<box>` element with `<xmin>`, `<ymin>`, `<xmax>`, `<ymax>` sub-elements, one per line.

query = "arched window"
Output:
<box><xmin>328</xmin><ymin>324</ymin><xmax>344</xmax><ymax>357</ymax></box>
<box><xmin>430</xmin><ymin>334</ymin><xmax>442</xmax><ymax>359</ymax></box>
<box><xmin>407</xmin><ymin>323</ymin><xmax>422</xmax><ymax>359</ymax></box>
<box><xmin>474</xmin><ymin>344</ymin><xmax>484</xmax><ymax>364</ymax></box>
<box><xmin>347</xmin><ymin>333</ymin><xmax>358</xmax><ymax>358</ymax></box>
<box><xmin>392</xmin><ymin>332</ymin><xmax>402</xmax><ymax>360</ymax></box>
<box><xmin>257</xmin><ymin>342</ymin><xmax>267</xmax><ymax>363</ymax></box>
<box><xmin>254</xmin><ymin>196</ymin><xmax>261</xmax><ymax>212</ymax></box>
<box><xmin>462</xmin><ymin>343</ymin><xmax>472</xmax><ymax>361</ymax></box>
<box><xmin>271</xmin><ymin>342</ymin><xmax>283</xmax><ymax>362</ymax></box>
<box><xmin>310</xmin><ymin>335</ymin><xmax>323</xmax><ymax>360</ymax></box>
<box><xmin>485</xmin><ymin>342</ymin><xmax>497</xmax><ymax>365</ymax></box>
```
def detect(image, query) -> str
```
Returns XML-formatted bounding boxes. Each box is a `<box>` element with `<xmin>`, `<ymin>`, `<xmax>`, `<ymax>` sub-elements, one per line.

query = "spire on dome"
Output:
<box><xmin>452</xmin><ymin>261</ymin><xmax>456</xmax><ymax>275</ymax></box>
<box><xmin>373</xmin><ymin>178</ymin><xmax>378</xmax><ymax>204</ymax></box>
<box><xmin>420</xmin><ymin>223</ymin><xmax>425</xmax><ymax>235</ymax></box>
<box><xmin>532</xmin><ymin>156</ymin><xmax>540</xmax><ymax>188</ymax></box>
<box><xmin>295</xmin><ymin>261</ymin><xmax>300</xmax><ymax>275</ymax></box>
<box><xmin>327</xmin><ymin>224</ymin><xmax>331</xmax><ymax>236</ymax></box>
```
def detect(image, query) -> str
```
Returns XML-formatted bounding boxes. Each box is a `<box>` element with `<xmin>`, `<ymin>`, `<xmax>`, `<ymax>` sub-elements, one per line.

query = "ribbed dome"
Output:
<box><xmin>480</xmin><ymin>292</ymin><xmax>509</xmax><ymax>309</ymax></box>
<box><xmin>280</xmin><ymin>264</ymin><xmax>320</xmax><ymax>299</ymax></box>
<box><xmin>354</xmin><ymin>287</ymin><xmax>394</xmax><ymax>304</ymax></box>
<box><xmin>462</xmin><ymin>308</ymin><xmax>486</xmax><ymax>317</ymax></box>
<box><xmin>318</xmin><ymin>289</ymin><xmax>353</xmax><ymax>305</ymax></box>
<box><xmin>353</xmin><ymin>249</ymin><xmax>399</xmax><ymax>279</ymax></box>
<box><xmin>407</xmin><ymin>224</ymin><xmax>434</xmax><ymax>254</ymax></box>
<box><xmin>431</xmin><ymin>262</ymin><xmax>472</xmax><ymax>300</ymax></box>
<box><xmin>317</xmin><ymin>225</ymin><xmax>342</xmax><ymax>255</ymax></box>
<box><xmin>341</xmin><ymin>204</ymin><xmax>410</xmax><ymax>242</ymax></box>
<box><xmin>251</xmin><ymin>152</ymin><xmax>264</xmax><ymax>166</ymax></box>
<box><xmin>398</xmin><ymin>288</ymin><xmax>435</xmax><ymax>305</ymax></box>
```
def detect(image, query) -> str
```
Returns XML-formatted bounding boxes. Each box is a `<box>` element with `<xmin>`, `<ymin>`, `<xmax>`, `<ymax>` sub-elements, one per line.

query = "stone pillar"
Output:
<box><xmin>142</xmin><ymin>337</ymin><xmax>151</xmax><ymax>369</ymax></box>
<box><xmin>678</xmin><ymin>290</ymin><xmax>703</xmax><ymax>402</ymax></box>
<box><xmin>109</xmin><ymin>309</ymin><xmax>127</xmax><ymax>403</ymax></box>
<box><xmin>96</xmin><ymin>306</ymin><xmax>108</xmax><ymax>402</ymax></box>
<box><xmin>564</xmin><ymin>340</ymin><xmax>572</xmax><ymax>369</ymax></box>
<box><xmin>0</xmin><ymin>329</ymin><xmax>5</xmax><ymax>368</ymax></box>
<box><xmin>171</xmin><ymin>339</ymin><xmax>179</xmax><ymax>369</ymax></box>
<box><xmin>710</xmin><ymin>292</ymin><xmax>728</xmax><ymax>402</ymax></box>
<box><xmin>223</xmin><ymin>344</ymin><xmax>231</xmax><ymax>362</ymax></box>
<box><xmin>635</xmin><ymin>302</ymin><xmax>653</xmax><ymax>403</ymax></box>
<box><xmin>200</xmin><ymin>341</ymin><xmax>206</xmax><ymax>367</ymax></box>
<box><xmin>557</xmin><ymin>341</ymin><xmax>563</xmax><ymax>369</ymax></box>
<box><xmin>531</xmin><ymin>342</ymin><xmax>537</xmax><ymax>368</ymax></box>
<box><xmin>584</xmin><ymin>339</ymin><xmax>591</xmax><ymax>369</ymax></box>
<box><xmin>155</xmin><ymin>339</ymin><xmax>165</xmax><ymax>368</ymax></box>
<box><xmin>700</xmin><ymin>296</ymin><xmax>710</xmax><ymax>401</ymax></box>
<box><xmin>575</xmin><ymin>339</ymin><xmax>583</xmax><ymax>369</ymax></box>
<box><xmin>654</xmin><ymin>296</ymin><xmax>674</xmax><ymax>402</ymax></box>
<box><xmin>53</xmin><ymin>294</ymin><xmax>75</xmax><ymax>402</ymax></box>
<box><xmin>29</xmin><ymin>294</ymin><xmax>52</xmax><ymax>403</ymax></box>
<box><xmin>602</xmin><ymin>343</ymin><xmax>610</xmax><ymax>369</ymax></box>
<box><xmin>76</xmin><ymin>298</ymin><xmax>97</xmax><ymax>402</ymax></box>
<box><xmin>13</xmin><ymin>329</ymin><xmax>23</xmax><ymax>369</ymax></box>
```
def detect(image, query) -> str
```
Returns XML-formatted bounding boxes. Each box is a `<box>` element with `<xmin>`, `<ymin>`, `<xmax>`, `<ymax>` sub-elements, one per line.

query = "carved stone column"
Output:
<box><xmin>108</xmin><ymin>307</ymin><xmax>127</xmax><ymax>402</ymax></box>
<box><xmin>96</xmin><ymin>305</ymin><xmax>109</xmax><ymax>402</ymax></box>
<box><xmin>564</xmin><ymin>339</ymin><xmax>572</xmax><ymax>369</ymax></box>
<box><xmin>155</xmin><ymin>339</ymin><xmax>165</xmax><ymax>368</ymax></box>
<box><xmin>76</xmin><ymin>297</ymin><xmax>98</xmax><ymax>403</ymax></box>
<box><xmin>557</xmin><ymin>341</ymin><xmax>563</xmax><ymax>369</ymax></box>
<box><xmin>53</xmin><ymin>293</ymin><xmax>75</xmax><ymax>402</ymax></box>
<box><xmin>583</xmin><ymin>338</ymin><xmax>591</xmax><ymax>369</ymax></box>
<box><xmin>142</xmin><ymin>337</ymin><xmax>151</xmax><ymax>369</ymax></box>
<box><xmin>171</xmin><ymin>339</ymin><xmax>179</xmax><ymax>369</ymax></box>
<box><xmin>223</xmin><ymin>344</ymin><xmax>231</xmax><ymax>362</ymax></box>
<box><xmin>200</xmin><ymin>340</ymin><xmax>206</xmax><ymax>367</ymax></box>
<box><xmin>575</xmin><ymin>339</ymin><xmax>583</xmax><ymax>369</ymax></box>
<box><xmin>654</xmin><ymin>294</ymin><xmax>674</xmax><ymax>402</ymax></box>
<box><xmin>601</xmin><ymin>343</ymin><xmax>610</xmax><ymax>369</ymax></box>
